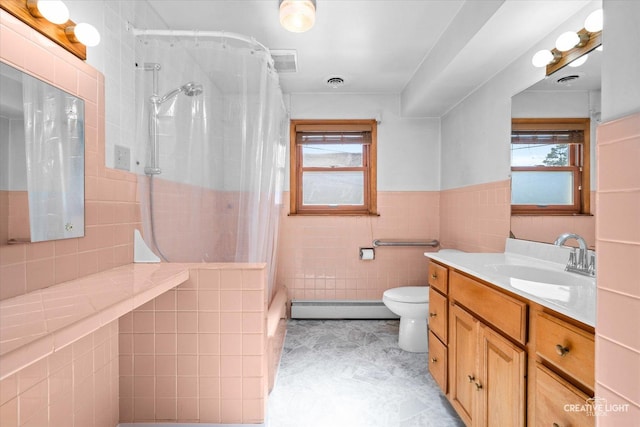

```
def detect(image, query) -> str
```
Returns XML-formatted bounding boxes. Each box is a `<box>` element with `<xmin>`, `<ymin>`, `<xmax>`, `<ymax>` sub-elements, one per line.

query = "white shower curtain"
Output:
<box><xmin>135</xmin><ymin>34</ymin><xmax>287</xmax><ymax>296</ymax></box>
<box><xmin>22</xmin><ymin>73</ymin><xmax>84</xmax><ymax>242</ymax></box>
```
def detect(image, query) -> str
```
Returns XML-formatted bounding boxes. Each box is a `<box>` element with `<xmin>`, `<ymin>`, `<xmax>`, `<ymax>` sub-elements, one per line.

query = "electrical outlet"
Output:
<box><xmin>114</xmin><ymin>145</ymin><xmax>130</xmax><ymax>171</ymax></box>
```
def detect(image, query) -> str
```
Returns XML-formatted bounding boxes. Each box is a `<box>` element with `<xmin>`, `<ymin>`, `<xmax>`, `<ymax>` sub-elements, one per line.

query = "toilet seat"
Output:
<box><xmin>383</xmin><ymin>286</ymin><xmax>429</xmax><ymax>303</ymax></box>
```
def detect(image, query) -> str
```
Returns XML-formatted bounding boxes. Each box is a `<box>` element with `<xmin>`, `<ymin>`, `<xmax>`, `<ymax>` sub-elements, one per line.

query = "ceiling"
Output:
<box><xmin>145</xmin><ymin>0</ymin><xmax>595</xmax><ymax>117</ymax></box>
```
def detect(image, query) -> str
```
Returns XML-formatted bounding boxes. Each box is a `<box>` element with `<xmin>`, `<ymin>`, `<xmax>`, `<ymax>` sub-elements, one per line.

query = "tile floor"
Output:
<box><xmin>267</xmin><ymin>320</ymin><xmax>464</xmax><ymax>427</ymax></box>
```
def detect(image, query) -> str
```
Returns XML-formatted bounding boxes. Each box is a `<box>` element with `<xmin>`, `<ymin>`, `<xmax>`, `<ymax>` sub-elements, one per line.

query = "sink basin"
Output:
<box><xmin>489</xmin><ymin>264</ymin><xmax>595</xmax><ymax>303</ymax></box>
<box><xmin>490</xmin><ymin>264</ymin><xmax>594</xmax><ymax>287</ymax></box>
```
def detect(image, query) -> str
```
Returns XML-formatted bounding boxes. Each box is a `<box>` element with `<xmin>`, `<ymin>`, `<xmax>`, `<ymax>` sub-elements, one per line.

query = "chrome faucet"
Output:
<box><xmin>554</xmin><ymin>233</ymin><xmax>595</xmax><ymax>277</ymax></box>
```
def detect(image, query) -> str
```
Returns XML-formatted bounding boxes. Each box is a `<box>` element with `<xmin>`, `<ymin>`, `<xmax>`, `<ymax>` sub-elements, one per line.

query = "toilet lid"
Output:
<box><xmin>383</xmin><ymin>286</ymin><xmax>429</xmax><ymax>303</ymax></box>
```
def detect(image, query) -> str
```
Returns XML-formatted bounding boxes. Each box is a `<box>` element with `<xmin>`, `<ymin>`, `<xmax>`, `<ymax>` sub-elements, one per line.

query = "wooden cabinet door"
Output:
<box><xmin>450</xmin><ymin>304</ymin><xmax>478</xmax><ymax>426</ymax></box>
<box><xmin>476</xmin><ymin>325</ymin><xmax>526</xmax><ymax>427</ymax></box>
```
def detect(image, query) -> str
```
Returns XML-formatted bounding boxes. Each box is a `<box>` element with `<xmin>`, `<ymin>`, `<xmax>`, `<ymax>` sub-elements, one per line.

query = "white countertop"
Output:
<box><xmin>425</xmin><ymin>241</ymin><xmax>596</xmax><ymax>327</ymax></box>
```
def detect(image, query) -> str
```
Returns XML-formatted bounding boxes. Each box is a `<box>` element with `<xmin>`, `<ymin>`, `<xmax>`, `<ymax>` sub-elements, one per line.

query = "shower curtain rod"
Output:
<box><xmin>132</xmin><ymin>28</ymin><xmax>271</xmax><ymax>55</ymax></box>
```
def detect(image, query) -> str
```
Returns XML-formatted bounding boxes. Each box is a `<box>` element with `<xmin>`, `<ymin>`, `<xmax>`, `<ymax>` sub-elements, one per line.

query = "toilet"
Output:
<box><xmin>382</xmin><ymin>286</ymin><xmax>429</xmax><ymax>353</ymax></box>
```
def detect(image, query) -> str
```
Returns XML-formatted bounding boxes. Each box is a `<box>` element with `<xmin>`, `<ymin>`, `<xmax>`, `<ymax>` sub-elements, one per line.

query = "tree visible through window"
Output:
<box><xmin>511</xmin><ymin>118</ymin><xmax>590</xmax><ymax>215</ymax></box>
<box><xmin>289</xmin><ymin>119</ymin><xmax>377</xmax><ymax>215</ymax></box>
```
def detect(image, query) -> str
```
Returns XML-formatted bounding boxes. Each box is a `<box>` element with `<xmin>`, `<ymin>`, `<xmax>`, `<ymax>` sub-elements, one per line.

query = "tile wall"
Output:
<box><xmin>276</xmin><ymin>191</ymin><xmax>441</xmax><ymax>300</ymax></box>
<box><xmin>0</xmin><ymin>322</ymin><xmax>119</xmax><ymax>427</ymax></box>
<box><xmin>439</xmin><ymin>180</ymin><xmax>511</xmax><ymax>253</ymax></box>
<box><xmin>595</xmin><ymin>112</ymin><xmax>640</xmax><ymax>425</ymax></box>
<box><xmin>119</xmin><ymin>265</ymin><xmax>269</xmax><ymax>424</ymax></box>
<box><xmin>137</xmin><ymin>178</ymin><xmax>239</xmax><ymax>263</ymax></box>
<box><xmin>0</xmin><ymin>10</ymin><xmax>133</xmax><ymax>427</ymax></box>
<box><xmin>0</xmin><ymin>10</ymin><xmax>140</xmax><ymax>301</ymax></box>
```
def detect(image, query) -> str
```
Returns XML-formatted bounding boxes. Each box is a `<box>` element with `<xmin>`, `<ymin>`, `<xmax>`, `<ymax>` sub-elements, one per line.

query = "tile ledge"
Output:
<box><xmin>0</xmin><ymin>262</ymin><xmax>190</xmax><ymax>381</ymax></box>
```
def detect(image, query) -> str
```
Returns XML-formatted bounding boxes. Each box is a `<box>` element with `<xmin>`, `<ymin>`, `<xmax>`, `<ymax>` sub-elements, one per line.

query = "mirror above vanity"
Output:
<box><xmin>510</xmin><ymin>38</ymin><xmax>601</xmax><ymax>249</ymax></box>
<box><xmin>0</xmin><ymin>61</ymin><xmax>85</xmax><ymax>245</ymax></box>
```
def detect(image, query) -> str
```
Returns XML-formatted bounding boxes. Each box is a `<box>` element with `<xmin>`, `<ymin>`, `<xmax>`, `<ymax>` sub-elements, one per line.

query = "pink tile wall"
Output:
<box><xmin>119</xmin><ymin>265</ymin><xmax>268</xmax><ymax>424</ymax></box>
<box><xmin>595</xmin><ymin>112</ymin><xmax>640</xmax><ymax>424</ymax></box>
<box><xmin>510</xmin><ymin>192</ymin><xmax>597</xmax><ymax>248</ymax></box>
<box><xmin>0</xmin><ymin>10</ymin><xmax>140</xmax><ymax>301</ymax></box>
<box><xmin>439</xmin><ymin>180</ymin><xmax>511</xmax><ymax>253</ymax></box>
<box><xmin>138</xmin><ymin>178</ymin><xmax>238</xmax><ymax>263</ymax></box>
<box><xmin>276</xmin><ymin>191</ymin><xmax>440</xmax><ymax>301</ymax></box>
<box><xmin>0</xmin><ymin>321</ymin><xmax>119</xmax><ymax>427</ymax></box>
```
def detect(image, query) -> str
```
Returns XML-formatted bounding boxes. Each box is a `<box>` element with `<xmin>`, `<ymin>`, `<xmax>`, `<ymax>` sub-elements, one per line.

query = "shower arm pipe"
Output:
<box><xmin>372</xmin><ymin>239</ymin><xmax>440</xmax><ymax>248</ymax></box>
<box><xmin>132</xmin><ymin>28</ymin><xmax>272</xmax><ymax>60</ymax></box>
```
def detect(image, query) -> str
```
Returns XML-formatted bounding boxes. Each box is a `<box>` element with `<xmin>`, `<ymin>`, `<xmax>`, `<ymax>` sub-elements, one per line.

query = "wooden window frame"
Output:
<box><xmin>289</xmin><ymin>119</ymin><xmax>378</xmax><ymax>216</ymax></box>
<box><xmin>511</xmin><ymin>118</ymin><xmax>590</xmax><ymax>215</ymax></box>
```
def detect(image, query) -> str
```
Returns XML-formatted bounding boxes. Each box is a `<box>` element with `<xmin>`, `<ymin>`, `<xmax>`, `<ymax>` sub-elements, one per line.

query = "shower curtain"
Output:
<box><xmin>134</xmin><ymin>34</ymin><xmax>287</xmax><ymax>295</ymax></box>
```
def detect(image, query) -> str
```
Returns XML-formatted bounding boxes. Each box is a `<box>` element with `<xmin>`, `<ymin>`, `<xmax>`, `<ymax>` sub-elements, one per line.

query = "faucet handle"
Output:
<box><xmin>588</xmin><ymin>253</ymin><xmax>596</xmax><ymax>275</ymax></box>
<box><xmin>567</xmin><ymin>248</ymin><xmax>577</xmax><ymax>268</ymax></box>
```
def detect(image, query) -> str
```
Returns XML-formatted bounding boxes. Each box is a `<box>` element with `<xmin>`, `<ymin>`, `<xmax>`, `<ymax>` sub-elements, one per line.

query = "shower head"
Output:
<box><xmin>182</xmin><ymin>82</ymin><xmax>203</xmax><ymax>96</ymax></box>
<box><xmin>155</xmin><ymin>81</ymin><xmax>203</xmax><ymax>104</ymax></box>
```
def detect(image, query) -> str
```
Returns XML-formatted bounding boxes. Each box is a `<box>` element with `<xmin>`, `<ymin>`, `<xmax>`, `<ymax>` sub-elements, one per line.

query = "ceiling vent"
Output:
<box><xmin>556</xmin><ymin>74</ymin><xmax>580</xmax><ymax>85</ymax></box>
<box><xmin>326</xmin><ymin>76</ymin><xmax>345</xmax><ymax>89</ymax></box>
<box><xmin>271</xmin><ymin>49</ymin><xmax>298</xmax><ymax>73</ymax></box>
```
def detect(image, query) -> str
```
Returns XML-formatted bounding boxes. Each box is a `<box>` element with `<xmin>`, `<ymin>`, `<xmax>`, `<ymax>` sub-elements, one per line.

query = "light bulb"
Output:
<box><xmin>532</xmin><ymin>50</ymin><xmax>554</xmax><ymax>67</ymax></box>
<box><xmin>556</xmin><ymin>31</ymin><xmax>580</xmax><ymax>52</ymax></box>
<box><xmin>27</xmin><ymin>0</ymin><xmax>70</xmax><ymax>24</ymax></box>
<box><xmin>279</xmin><ymin>0</ymin><xmax>316</xmax><ymax>33</ymax></box>
<box><xmin>568</xmin><ymin>54</ymin><xmax>588</xmax><ymax>67</ymax></box>
<box><xmin>584</xmin><ymin>9</ymin><xmax>603</xmax><ymax>33</ymax></box>
<box><xmin>66</xmin><ymin>23</ymin><xmax>101</xmax><ymax>47</ymax></box>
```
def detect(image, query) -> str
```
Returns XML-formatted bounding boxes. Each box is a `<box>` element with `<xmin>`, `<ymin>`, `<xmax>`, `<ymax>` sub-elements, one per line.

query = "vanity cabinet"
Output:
<box><xmin>426</xmin><ymin>258</ymin><xmax>594</xmax><ymax>427</ymax></box>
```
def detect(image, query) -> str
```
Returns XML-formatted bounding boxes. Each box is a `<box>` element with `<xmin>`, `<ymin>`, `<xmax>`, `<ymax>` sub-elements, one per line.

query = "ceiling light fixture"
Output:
<box><xmin>531</xmin><ymin>8</ymin><xmax>602</xmax><ymax>75</ymax></box>
<box><xmin>279</xmin><ymin>0</ymin><xmax>316</xmax><ymax>33</ymax></box>
<box><xmin>26</xmin><ymin>0</ymin><xmax>69</xmax><ymax>25</ymax></box>
<box><xmin>65</xmin><ymin>22</ymin><xmax>101</xmax><ymax>47</ymax></box>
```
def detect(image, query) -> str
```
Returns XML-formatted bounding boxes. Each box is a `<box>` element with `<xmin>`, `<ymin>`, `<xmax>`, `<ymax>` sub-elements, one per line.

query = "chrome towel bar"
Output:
<box><xmin>372</xmin><ymin>239</ymin><xmax>439</xmax><ymax>247</ymax></box>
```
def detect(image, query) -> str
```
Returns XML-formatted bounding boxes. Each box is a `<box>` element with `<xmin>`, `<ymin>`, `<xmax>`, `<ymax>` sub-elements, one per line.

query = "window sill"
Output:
<box><xmin>511</xmin><ymin>213</ymin><xmax>594</xmax><ymax>217</ymax></box>
<box><xmin>288</xmin><ymin>212</ymin><xmax>380</xmax><ymax>217</ymax></box>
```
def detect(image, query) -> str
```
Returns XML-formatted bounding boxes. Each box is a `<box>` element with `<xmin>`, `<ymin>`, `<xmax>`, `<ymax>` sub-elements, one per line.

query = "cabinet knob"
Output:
<box><xmin>431</xmin><ymin>273</ymin><xmax>438</xmax><ymax>280</ymax></box>
<box><xmin>431</xmin><ymin>357</ymin><xmax>438</xmax><ymax>363</ymax></box>
<box><xmin>429</xmin><ymin>312</ymin><xmax>437</xmax><ymax>318</ymax></box>
<box><xmin>474</xmin><ymin>381</ymin><xmax>483</xmax><ymax>391</ymax></box>
<box><xmin>553</xmin><ymin>423</ymin><xmax>561</xmax><ymax>427</ymax></box>
<box><xmin>555</xmin><ymin>344</ymin><xmax>570</xmax><ymax>357</ymax></box>
<box><xmin>467</xmin><ymin>374</ymin><xmax>475</xmax><ymax>383</ymax></box>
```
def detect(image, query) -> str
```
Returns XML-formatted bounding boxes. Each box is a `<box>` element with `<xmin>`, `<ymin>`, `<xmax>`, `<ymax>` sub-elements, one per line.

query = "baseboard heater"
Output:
<box><xmin>290</xmin><ymin>300</ymin><xmax>399</xmax><ymax>319</ymax></box>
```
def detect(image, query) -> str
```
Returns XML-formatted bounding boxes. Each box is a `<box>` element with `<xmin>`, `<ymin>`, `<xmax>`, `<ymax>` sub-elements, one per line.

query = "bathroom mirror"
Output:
<box><xmin>510</xmin><ymin>47</ymin><xmax>600</xmax><ymax>248</ymax></box>
<box><xmin>0</xmin><ymin>61</ymin><xmax>85</xmax><ymax>245</ymax></box>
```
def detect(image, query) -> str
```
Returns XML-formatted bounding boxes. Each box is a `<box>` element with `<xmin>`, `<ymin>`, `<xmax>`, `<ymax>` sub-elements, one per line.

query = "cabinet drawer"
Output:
<box><xmin>428</xmin><ymin>331</ymin><xmax>447</xmax><ymax>393</ymax></box>
<box><xmin>428</xmin><ymin>262</ymin><xmax>448</xmax><ymax>294</ymax></box>
<box><xmin>535</xmin><ymin>312</ymin><xmax>594</xmax><ymax>389</ymax></box>
<box><xmin>450</xmin><ymin>271</ymin><xmax>527</xmax><ymax>344</ymax></box>
<box><xmin>534</xmin><ymin>364</ymin><xmax>594</xmax><ymax>427</ymax></box>
<box><xmin>429</xmin><ymin>287</ymin><xmax>448</xmax><ymax>343</ymax></box>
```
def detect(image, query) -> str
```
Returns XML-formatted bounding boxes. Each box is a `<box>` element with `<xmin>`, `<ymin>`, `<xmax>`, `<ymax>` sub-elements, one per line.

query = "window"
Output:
<box><xmin>511</xmin><ymin>118</ymin><xmax>590</xmax><ymax>215</ymax></box>
<box><xmin>289</xmin><ymin>119</ymin><xmax>377</xmax><ymax>215</ymax></box>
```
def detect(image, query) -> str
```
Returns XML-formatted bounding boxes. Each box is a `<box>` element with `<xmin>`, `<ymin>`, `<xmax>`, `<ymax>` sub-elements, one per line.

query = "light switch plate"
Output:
<box><xmin>114</xmin><ymin>145</ymin><xmax>130</xmax><ymax>171</ymax></box>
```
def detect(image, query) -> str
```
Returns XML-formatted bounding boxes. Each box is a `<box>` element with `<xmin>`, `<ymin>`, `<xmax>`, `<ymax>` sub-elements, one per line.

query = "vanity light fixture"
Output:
<box><xmin>279</xmin><ymin>0</ymin><xmax>316</xmax><ymax>33</ymax></box>
<box><xmin>584</xmin><ymin>9</ymin><xmax>603</xmax><ymax>32</ymax></box>
<box><xmin>65</xmin><ymin>22</ymin><xmax>101</xmax><ymax>47</ymax></box>
<box><xmin>531</xmin><ymin>8</ymin><xmax>602</xmax><ymax>75</ymax></box>
<box><xmin>567</xmin><ymin>54</ymin><xmax>588</xmax><ymax>67</ymax></box>
<box><xmin>26</xmin><ymin>0</ymin><xmax>69</xmax><ymax>25</ymax></box>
